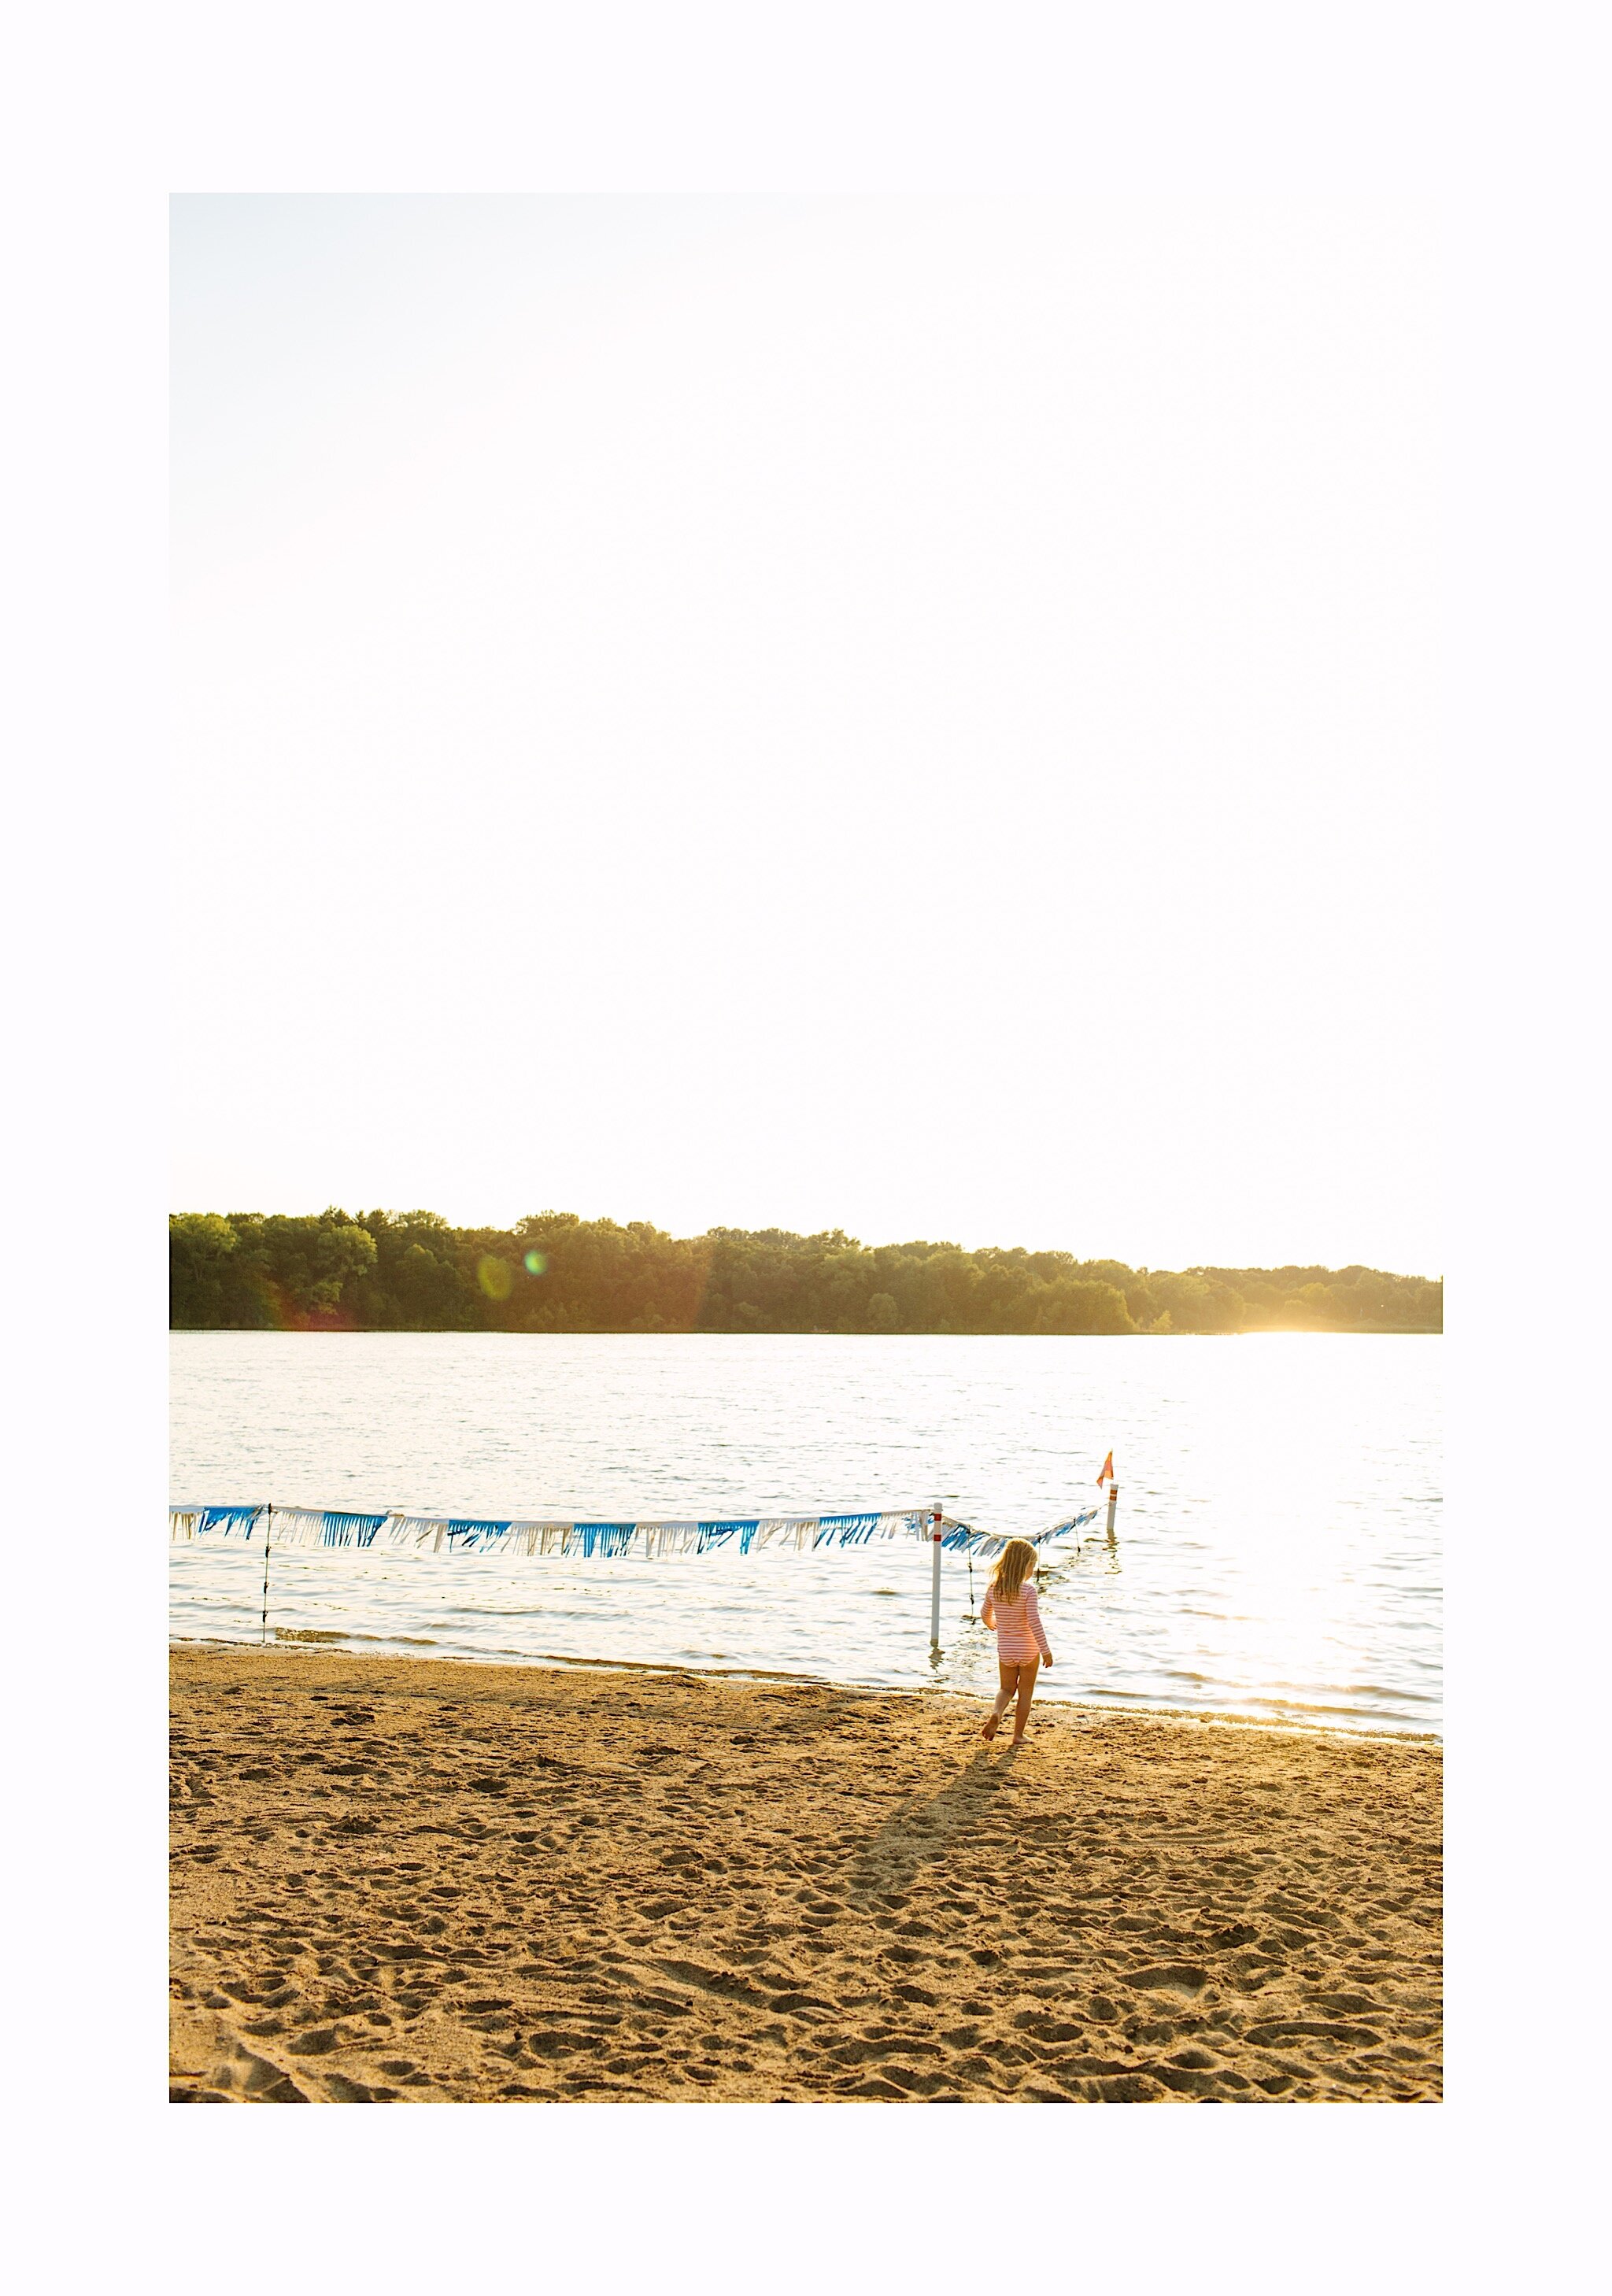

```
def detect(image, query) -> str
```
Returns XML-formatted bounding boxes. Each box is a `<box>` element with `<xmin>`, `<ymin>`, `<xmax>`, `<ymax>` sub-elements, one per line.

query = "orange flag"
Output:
<box><xmin>1096</xmin><ymin>1451</ymin><xmax>1114</xmax><ymax>1485</ymax></box>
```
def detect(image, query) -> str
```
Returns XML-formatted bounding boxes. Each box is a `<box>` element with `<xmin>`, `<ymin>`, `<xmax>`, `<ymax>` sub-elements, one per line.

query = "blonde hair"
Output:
<box><xmin>989</xmin><ymin>1539</ymin><xmax>1038</xmax><ymax>1601</ymax></box>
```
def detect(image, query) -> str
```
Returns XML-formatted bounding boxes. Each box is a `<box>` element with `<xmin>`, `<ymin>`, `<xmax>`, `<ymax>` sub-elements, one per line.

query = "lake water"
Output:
<box><xmin>169</xmin><ymin>1332</ymin><xmax>1441</xmax><ymax>1735</ymax></box>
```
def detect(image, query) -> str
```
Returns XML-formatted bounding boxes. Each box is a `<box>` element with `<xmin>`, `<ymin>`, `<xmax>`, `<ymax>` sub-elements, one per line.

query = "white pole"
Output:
<box><xmin>1105</xmin><ymin>1481</ymin><xmax>1119</xmax><ymax>1540</ymax></box>
<box><xmin>930</xmin><ymin>1503</ymin><xmax>943</xmax><ymax>1647</ymax></box>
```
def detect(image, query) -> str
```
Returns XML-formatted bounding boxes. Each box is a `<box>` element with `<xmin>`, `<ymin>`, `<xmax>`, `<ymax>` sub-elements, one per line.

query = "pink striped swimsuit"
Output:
<box><xmin>982</xmin><ymin>1581</ymin><xmax>1052</xmax><ymax>1665</ymax></box>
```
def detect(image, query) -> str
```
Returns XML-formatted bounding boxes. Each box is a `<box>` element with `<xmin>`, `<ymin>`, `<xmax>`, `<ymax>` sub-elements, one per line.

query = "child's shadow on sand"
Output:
<box><xmin>847</xmin><ymin>1750</ymin><xmax>1015</xmax><ymax>1906</ymax></box>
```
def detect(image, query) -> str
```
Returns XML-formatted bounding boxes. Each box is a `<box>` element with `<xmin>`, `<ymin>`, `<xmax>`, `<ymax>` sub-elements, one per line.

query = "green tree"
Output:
<box><xmin>169</xmin><ymin>1213</ymin><xmax>239</xmax><ymax>1325</ymax></box>
<box><xmin>168</xmin><ymin>1207</ymin><xmax>1443</xmax><ymax>1335</ymax></box>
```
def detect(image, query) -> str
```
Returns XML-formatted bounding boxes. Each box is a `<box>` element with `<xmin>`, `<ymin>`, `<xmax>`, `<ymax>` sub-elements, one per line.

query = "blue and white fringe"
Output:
<box><xmin>168</xmin><ymin>1501</ymin><xmax>1107</xmax><ymax>1559</ymax></box>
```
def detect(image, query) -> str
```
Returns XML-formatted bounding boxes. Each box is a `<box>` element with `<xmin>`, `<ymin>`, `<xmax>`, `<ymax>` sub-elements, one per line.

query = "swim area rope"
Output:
<box><xmin>168</xmin><ymin>1499</ymin><xmax>1109</xmax><ymax>1562</ymax></box>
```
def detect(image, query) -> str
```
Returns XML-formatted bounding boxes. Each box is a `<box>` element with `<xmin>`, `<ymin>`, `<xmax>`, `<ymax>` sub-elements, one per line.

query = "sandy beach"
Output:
<box><xmin>171</xmin><ymin>1647</ymin><xmax>1441</xmax><ymax>2102</ymax></box>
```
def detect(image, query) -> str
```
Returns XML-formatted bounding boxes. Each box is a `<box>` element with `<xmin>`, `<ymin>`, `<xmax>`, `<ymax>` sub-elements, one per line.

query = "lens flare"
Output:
<box><xmin>477</xmin><ymin>1255</ymin><xmax>514</xmax><ymax>1301</ymax></box>
<box><xmin>524</xmin><ymin>1250</ymin><xmax>548</xmax><ymax>1276</ymax></box>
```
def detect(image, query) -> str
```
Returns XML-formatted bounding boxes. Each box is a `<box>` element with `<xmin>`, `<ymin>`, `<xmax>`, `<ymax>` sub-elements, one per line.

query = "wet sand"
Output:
<box><xmin>170</xmin><ymin>1647</ymin><xmax>1441</xmax><ymax>2102</ymax></box>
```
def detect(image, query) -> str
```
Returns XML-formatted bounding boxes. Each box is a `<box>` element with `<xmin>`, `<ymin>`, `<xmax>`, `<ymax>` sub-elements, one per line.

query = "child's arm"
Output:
<box><xmin>982</xmin><ymin>1589</ymin><xmax>996</xmax><ymax>1629</ymax></box>
<box><xmin>1025</xmin><ymin>1583</ymin><xmax>1053</xmax><ymax>1663</ymax></box>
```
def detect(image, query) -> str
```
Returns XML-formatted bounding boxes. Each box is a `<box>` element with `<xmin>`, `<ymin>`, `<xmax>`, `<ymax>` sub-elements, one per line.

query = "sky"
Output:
<box><xmin>172</xmin><ymin>196</ymin><xmax>1440</xmax><ymax>1275</ymax></box>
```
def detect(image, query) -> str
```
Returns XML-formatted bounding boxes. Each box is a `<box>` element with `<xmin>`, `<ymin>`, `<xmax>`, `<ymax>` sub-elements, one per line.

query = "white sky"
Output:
<box><xmin>172</xmin><ymin>195</ymin><xmax>1439</xmax><ymax>1274</ymax></box>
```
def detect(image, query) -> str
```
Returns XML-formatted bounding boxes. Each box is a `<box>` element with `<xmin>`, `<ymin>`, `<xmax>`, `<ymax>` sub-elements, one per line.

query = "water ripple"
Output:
<box><xmin>170</xmin><ymin>1331</ymin><xmax>1440</xmax><ymax>1734</ymax></box>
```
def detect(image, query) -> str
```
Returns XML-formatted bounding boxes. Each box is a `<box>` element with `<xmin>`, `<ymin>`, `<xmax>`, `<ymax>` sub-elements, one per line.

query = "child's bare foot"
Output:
<box><xmin>981</xmin><ymin>1714</ymin><xmax>1000</xmax><ymax>1742</ymax></box>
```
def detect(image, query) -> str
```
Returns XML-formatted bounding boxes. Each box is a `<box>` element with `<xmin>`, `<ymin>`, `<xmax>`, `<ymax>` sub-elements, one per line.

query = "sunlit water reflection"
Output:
<box><xmin>170</xmin><ymin>1332</ymin><xmax>1440</xmax><ymax>1734</ymax></box>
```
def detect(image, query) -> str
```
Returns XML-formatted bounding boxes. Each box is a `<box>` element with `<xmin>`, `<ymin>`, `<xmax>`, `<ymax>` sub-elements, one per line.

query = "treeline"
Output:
<box><xmin>170</xmin><ymin>1208</ymin><xmax>1442</xmax><ymax>1335</ymax></box>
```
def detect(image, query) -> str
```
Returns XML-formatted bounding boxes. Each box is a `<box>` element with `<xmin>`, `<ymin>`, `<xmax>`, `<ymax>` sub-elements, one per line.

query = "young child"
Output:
<box><xmin>980</xmin><ymin>1537</ymin><xmax>1053</xmax><ymax>1744</ymax></box>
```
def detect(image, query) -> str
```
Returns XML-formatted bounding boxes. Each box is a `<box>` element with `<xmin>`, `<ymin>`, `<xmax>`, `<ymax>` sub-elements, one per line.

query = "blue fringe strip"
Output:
<box><xmin>171</xmin><ymin>1496</ymin><xmax>1111</xmax><ymax>1556</ymax></box>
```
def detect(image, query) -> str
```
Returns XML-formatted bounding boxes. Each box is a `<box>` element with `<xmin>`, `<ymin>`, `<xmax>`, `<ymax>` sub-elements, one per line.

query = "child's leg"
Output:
<box><xmin>1011</xmin><ymin>1658</ymin><xmax>1040</xmax><ymax>1741</ymax></box>
<box><xmin>982</xmin><ymin>1663</ymin><xmax>1019</xmax><ymax>1738</ymax></box>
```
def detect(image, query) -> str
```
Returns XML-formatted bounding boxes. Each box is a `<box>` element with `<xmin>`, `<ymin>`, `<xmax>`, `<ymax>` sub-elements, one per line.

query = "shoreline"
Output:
<box><xmin>170</xmin><ymin>1630</ymin><xmax>1441</xmax><ymax>1743</ymax></box>
<box><xmin>172</xmin><ymin>1326</ymin><xmax>1443</xmax><ymax>1337</ymax></box>
<box><xmin>172</xmin><ymin>1646</ymin><xmax>1442</xmax><ymax>2103</ymax></box>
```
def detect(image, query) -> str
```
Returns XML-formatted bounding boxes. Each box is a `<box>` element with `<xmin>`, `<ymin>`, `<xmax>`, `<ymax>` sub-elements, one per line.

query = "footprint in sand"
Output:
<box><xmin>1126</xmin><ymin>1964</ymin><xmax>1208</xmax><ymax>1999</ymax></box>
